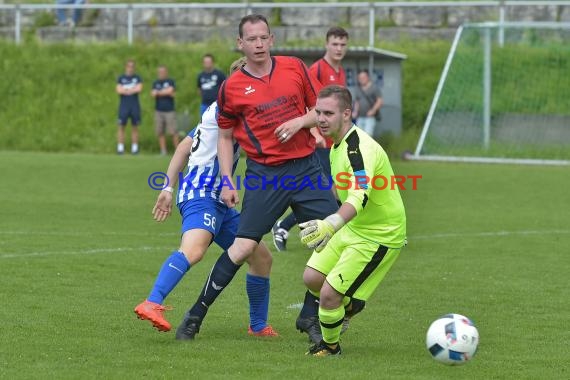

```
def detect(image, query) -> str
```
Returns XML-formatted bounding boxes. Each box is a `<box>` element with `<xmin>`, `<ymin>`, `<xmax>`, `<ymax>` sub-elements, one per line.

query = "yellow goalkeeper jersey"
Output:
<box><xmin>330</xmin><ymin>125</ymin><xmax>407</xmax><ymax>248</ymax></box>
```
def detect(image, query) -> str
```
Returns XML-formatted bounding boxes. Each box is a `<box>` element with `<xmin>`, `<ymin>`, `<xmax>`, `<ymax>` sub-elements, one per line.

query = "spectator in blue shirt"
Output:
<box><xmin>197</xmin><ymin>54</ymin><xmax>226</xmax><ymax>116</ymax></box>
<box><xmin>152</xmin><ymin>65</ymin><xmax>179</xmax><ymax>155</ymax></box>
<box><xmin>116</xmin><ymin>59</ymin><xmax>143</xmax><ymax>155</ymax></box>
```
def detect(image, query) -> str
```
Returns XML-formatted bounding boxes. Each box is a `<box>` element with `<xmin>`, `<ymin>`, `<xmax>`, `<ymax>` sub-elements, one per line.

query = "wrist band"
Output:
<box><xmin>325</xmin><ymin>213</ymin><xmax>345</xmax><ymax>232</ymax></box>
<box><xmin>162</xmin><ymin>186</ymin><xmax>173</xmax><ymax>193</ymax></box>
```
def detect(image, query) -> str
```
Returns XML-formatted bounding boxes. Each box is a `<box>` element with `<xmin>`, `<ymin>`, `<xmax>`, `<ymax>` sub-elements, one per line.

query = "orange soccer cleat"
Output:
<box><xmin>247</xmin><ymin>325</ymin><xmax>280</xmax><ymax>337</ymax></box>
<box><xmin>134</xmin><ymin>300</ymin><xmax>172</xmax><ymax>332</ymax></box>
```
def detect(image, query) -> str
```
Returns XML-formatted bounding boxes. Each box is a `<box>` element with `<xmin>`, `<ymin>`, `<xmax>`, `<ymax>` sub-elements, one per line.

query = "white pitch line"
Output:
<box><xmin>0</xmin><ymin>246</ymin><xmax>167</xmax><ymax>259</ymax></box>
<box><xmin>2</xmin><ymin>229</ymin><xmax>568</xmax><ymax>260</ymax></box>
<box><xmin>3</xmin><ymin>229</ymin><xmax>568</xmax><ymax>239</ymax></box>
<box><xmin>0</xmin><ymin>230</ymin><xmax>178</xmax><ymax>237</ymax></box>
<box><xmin>2</xmin><ymin>229</ymin><xmax>568</xmax><ymax>240</ymax></box>
<box><xmin>411</xmin><ymin>229</ymin><xmax>570</xmax><ymax>240</ymax></box>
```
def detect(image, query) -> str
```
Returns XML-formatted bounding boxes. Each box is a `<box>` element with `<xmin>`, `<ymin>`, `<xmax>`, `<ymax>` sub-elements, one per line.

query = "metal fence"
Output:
<box><xmin>1</xmin><ymin>1</ymin><xmax>570</xmax><ymax>45</ymax></box>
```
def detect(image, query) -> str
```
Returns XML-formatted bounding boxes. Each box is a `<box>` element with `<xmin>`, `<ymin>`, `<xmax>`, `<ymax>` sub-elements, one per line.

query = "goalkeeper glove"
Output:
<box><xmin>299</xmin><ymin>214</ymin><xmax>345</xmax><ymax>252</ymax></box>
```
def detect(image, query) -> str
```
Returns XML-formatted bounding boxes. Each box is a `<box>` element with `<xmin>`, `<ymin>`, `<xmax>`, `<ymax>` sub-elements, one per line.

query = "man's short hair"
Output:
<box><xmin>326</xmin><ymin>26</ymin><xmax>349</xmax><ymax>41</ymax></box>
<box><xmin>239</xmin><ymin>14</ymin><xmax>270</xmax><ymax>38</ymax></box>
<box><xmin>203</xmin><ymin>53</ymin><xmax>214</xmax><ymax>61</ymax></box>
<box><xmin>318</xmin><ymin>85</ymin><xmax>353</xmax><ymax>112</ymax></box>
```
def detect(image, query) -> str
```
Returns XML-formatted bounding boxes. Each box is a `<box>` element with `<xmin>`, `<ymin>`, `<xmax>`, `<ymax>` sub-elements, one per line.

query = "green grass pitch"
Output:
<box><xmin>1</xmin><ymin>151</ymin><xmax>568</xmax><ymax>379</ymax></box>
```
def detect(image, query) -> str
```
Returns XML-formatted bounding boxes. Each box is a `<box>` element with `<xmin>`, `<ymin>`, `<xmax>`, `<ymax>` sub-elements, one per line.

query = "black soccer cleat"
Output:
<box><xmin>271</xmin><ymin>221</ymin><xmax>289</xmax><ymax>252</ymax></box>
<box><xmin>306</xmin><ymin>340</ymin><xmax>342</xmax><ymax>357</ymax></box>
<box><xmin>175</xmin><ymin>312</ymin><xmax>202</xmax><ymax>341</ymax></box>
<box><xmin>296</xmin><ymin>316</ymin><xmax>322</xmax><ymax>345</ymax></box>
<box><xmin>340</xmin><ymin>317</ymin><xmax>351</xmax><ymax>335</ymax></box>
<box><xmin>341</xmin><ymin>299</ymin><xmax>365</xmax><ymax>335</ymax></box>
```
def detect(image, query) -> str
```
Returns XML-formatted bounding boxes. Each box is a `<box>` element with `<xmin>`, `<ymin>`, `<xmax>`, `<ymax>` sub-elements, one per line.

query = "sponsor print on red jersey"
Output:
<box><xmin>218</xmin><ymin>56</ymin><xmax>323</xmax><ymax>166</ymax></box>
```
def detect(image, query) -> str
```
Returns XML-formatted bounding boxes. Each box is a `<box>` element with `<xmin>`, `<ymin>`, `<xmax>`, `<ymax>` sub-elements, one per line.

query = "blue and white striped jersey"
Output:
<box><xmin>177</xmin><ymin>102</ymin><xmax>240</xmax><ymax>204</ymax></box>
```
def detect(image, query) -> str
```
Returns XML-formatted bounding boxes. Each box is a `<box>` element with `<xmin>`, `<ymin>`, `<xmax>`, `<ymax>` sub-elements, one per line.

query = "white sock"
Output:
<box><xmin>117</xmin><ymin>143</ymin><xmax>124</xmax><ymax>152</ymax></box>
<box><xmin>131</xmin><ymin>143</ymin><xmax>139</xmax><ymax>153</ymax></box>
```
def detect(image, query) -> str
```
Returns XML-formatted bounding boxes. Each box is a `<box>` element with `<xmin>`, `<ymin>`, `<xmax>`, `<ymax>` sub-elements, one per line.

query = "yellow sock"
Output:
<box><xmin>319</xmin><ymin>305</ymin><xmax>345</xmax><ymax>345</ymax></box>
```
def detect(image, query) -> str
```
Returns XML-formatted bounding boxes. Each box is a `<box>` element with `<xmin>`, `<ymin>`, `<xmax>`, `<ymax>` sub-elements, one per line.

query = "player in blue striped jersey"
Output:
<box><xmin>177</xmin><ymin>102</ymin><xmax>240</xmax><ymax>204</ymax></box>
<box><xmin>135</xmin><ymin>58</ymin><xmax>276</xmax><ymax>338</ymax></box>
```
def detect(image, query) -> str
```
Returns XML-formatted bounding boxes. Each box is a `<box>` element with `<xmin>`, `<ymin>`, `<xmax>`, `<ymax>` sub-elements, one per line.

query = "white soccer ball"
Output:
<box><xmin>426</xmin><ymin>313</ymin><xmax>479</xmax><ymax>365</ymax></box>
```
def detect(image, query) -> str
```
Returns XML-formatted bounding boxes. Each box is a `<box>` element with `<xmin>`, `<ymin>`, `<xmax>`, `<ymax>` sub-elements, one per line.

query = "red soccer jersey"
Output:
<box><xmin>218</xmin><ymin>56</ymin><xmax>322</xmax><ymax>166</ymax></box>
<box><xmin>309</xmin><ymin>58</ymin><xmax>346</xmax><ymax>87</ymax></box>
<box><xmin>309</xmin><ymin>58</ymin><xmax>347</xmax><ymax>148</ymax></box>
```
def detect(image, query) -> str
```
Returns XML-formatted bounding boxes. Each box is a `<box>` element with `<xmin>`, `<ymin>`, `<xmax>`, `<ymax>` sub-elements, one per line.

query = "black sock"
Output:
<box><xmin>299</xmin><ymin>290</ymin><xmax>320</xmax><ymax>318</ymax></box>
<box><xmin>280</xmin><ymin>212</ymin><xmax>297</xmax><ymax>231</ymax></box>
<box><xmin>189</xmin><ymin>251</ymin><xmax>242</xmax><ymax>321</ymax></box>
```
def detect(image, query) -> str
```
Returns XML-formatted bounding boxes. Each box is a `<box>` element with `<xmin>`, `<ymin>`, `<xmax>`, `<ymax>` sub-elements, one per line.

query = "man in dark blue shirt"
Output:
<box><xmin>152</xmin><ymin>65</ymin><xmax>179</xmax><ymax>155</ymax></box>
<box><xmin>197</xmin><ymin>54</ymin><xmax>226</xmax><ymax>116</ymax></box>
<box><xmin>116</xmin><ymin>59</ymin><xmax>143</xmax><ymax>154</ymax></box>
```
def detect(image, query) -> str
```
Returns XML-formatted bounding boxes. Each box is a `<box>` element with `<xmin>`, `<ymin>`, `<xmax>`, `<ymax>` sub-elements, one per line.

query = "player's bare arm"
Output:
<box><xmin>133</xmin><ymin>83</ymin><xmax>143</xmax><ymax>94</ymax></box>
<box><xmin>367</xmin><ymin>97</ymin><xmax>383</xmax><ymax>117</ymax></box>
<box><xmin>217</xmin><ymin>127</ymin><xmax>239</xmax><ymax>208</ymax></box>
<box><xmin>152</xmin><ymin>136</ymin><xmax>193</xmax><ymax>222</ymax></box>
<box><xmin>116</xmin><ymin>84</ymin><xmax>127</xmax><ymax>95</ymax></box>
<box><xmin>310</xmin><ymin>128</ymin><xmax>327</xmax><ymax>148</ymax></box>
<box><xmin>352</xmin><ymin>101</ymin><xmax>360</xmax><ymax>119</ymax></box>
<box><xmin>275</xmin><ymin>108</ymin><xmax>318</xmax><ymax>143</ymax></box>
<box><xmin>164</xmin><ymin>87</ymin><xmax>175</xmax><ymax>97</ymax></box>
<box><xmin>336</xmin><ymin>202</ymin><xmax>357</xmax><ymax>223</ymax></box>
<box><xmin>158</xmin><ymin>86</ymin><xmax>175</xmax><ymax>97</ymax></box>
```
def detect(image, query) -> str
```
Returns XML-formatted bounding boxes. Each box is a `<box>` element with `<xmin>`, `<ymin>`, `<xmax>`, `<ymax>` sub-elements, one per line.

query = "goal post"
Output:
<box><xmin>412</xmin><ymin>22</ymin><xmax>570</xmax><ymax>166</ymax></box>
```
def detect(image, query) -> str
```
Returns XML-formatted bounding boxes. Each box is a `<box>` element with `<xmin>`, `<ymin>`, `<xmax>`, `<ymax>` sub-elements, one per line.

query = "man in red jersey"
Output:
<box><xmin>175</xmin><ymin>14</ymin><xmax>338</xmax><ymax>345</ymax></box>
<box><xmin>310</xmin><ymin>26</ymin><xmax>349</xmax><ymax>88</ymax></box>
<box><xmin>272</xmin><ymin>26</ymin><xmax>349</xmax><ymax>252</ymax></box>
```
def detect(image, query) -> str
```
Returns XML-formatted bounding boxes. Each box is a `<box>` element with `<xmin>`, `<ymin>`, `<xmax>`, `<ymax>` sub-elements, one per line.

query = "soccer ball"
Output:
<box><xmin>426</xmin><ymin>313</ymin><xmax>479</xmax><ymax>365</ymax></box>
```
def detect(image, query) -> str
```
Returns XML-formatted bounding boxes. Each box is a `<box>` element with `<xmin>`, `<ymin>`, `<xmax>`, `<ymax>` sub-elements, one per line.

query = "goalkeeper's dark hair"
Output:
<box><xmin>318</xmin><ymin>85</ymin><xmax>353</xmax><ymax>112</ymax></box>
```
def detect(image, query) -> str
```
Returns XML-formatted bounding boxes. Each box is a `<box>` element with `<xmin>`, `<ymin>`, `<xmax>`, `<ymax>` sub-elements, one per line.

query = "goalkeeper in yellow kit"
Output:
<box><xmin>300</xmin><ymin>85</ymin><xmax>407</xmax><ymax>357</ymax></box>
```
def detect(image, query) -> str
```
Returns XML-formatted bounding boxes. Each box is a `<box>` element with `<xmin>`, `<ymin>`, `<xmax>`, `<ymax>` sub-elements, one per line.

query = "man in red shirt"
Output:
<box><xmin>175</xmin><ymin>14</ymin><xmax>338</xmax><ymax>344</ymax></box>
<box><xmin>272</xmin><ymin>26</ymin><xmax>349</xmax><ymax>252</ymax></box>
<box><xmin>310</xmin><ymin>26</ymin><xmax>348</xmax><ymax>89</ymax></box>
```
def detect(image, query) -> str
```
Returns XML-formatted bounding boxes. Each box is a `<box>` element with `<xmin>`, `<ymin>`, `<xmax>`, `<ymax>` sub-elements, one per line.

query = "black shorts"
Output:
<box><xmin>118</xmin><ymin>106</ymin><xmax>141</xmax><ymax>126</ymax></box>
<box><xmin>315</xmin><ymin>147</ymin><xmax>332</xmax><ymax>180</ymax></box>
<box><xmin>237</xmin><ymin>153</ymin><xmax>339</xmax><ymax>241</ymax></box>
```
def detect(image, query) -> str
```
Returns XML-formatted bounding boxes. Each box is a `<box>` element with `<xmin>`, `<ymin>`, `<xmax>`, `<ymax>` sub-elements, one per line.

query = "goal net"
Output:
<box><xmin>413</xmin><ymin>22</ymin><xmax>570</xmax><ymax>165</ymax></box>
